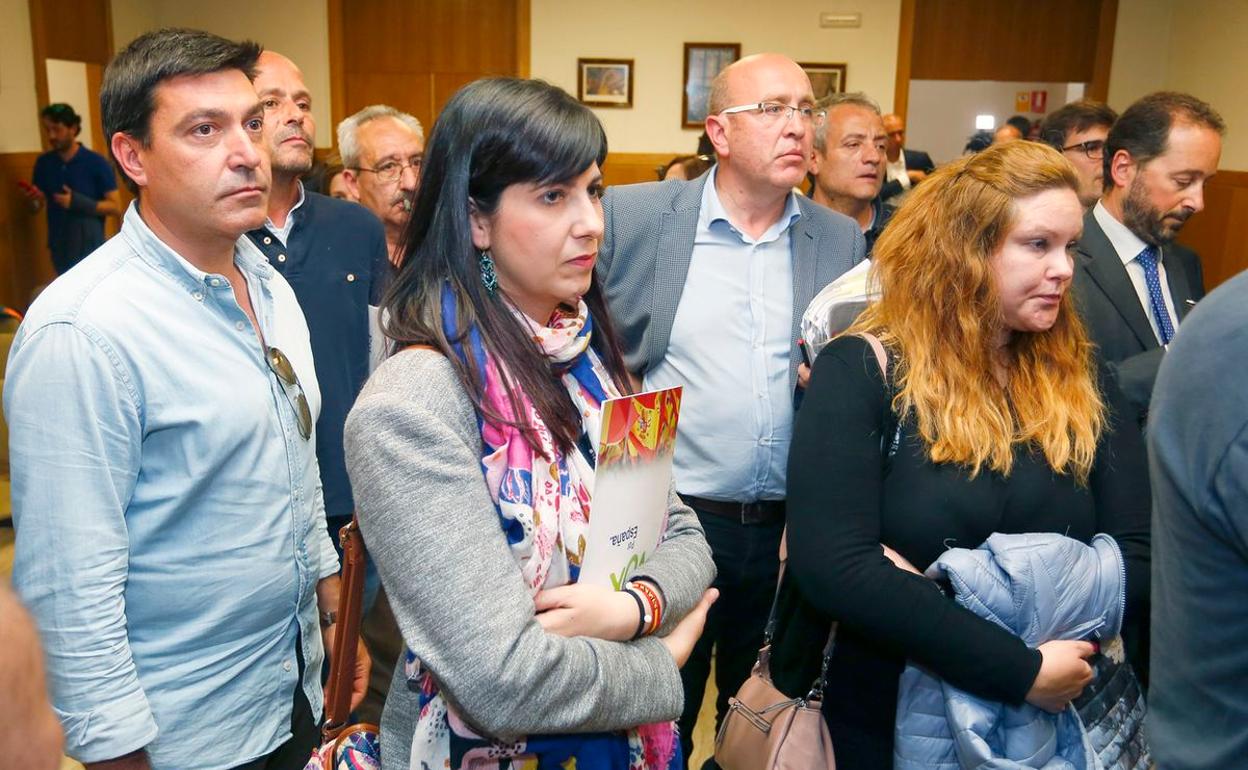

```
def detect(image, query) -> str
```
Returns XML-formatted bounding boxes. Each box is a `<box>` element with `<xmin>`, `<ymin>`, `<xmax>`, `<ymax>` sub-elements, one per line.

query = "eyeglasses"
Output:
<box><xmin>355</xmin><ymin>156</ymin><xmax>423</xmax><ymax>184</ymax></box>
<box><xmin>267</xmin><ymin>346</ymin><xmax>312</xmax><ymax>441</ymax></box>
<box><xmin>1062</xmin><ymin>139</ymin><xmax>1106</xmax><ymax>160</ymax></box>
<box><xmin>719</xmin><ymin>101</ymin><xmax>827</xmax><ymax>127</ymax></box>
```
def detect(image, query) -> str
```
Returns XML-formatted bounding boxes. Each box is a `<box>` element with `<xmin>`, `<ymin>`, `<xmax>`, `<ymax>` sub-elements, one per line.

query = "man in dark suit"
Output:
<box><xmin>598</xmin><ymin>53</ymin><xmax>864</xmax><ymax>768</ymax></box>
<box><xmin>881</xmin><ymin>112</ymin><xmax>935</xmax><ymax>201</ymax></box>
<box><xmin>1073</xmin><ymin>91</ymin><xmax>1223</xmax><ymax>425</ymax></box>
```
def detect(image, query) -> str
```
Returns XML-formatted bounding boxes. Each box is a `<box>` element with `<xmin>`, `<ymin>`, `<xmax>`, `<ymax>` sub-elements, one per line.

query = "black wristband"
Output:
<box><xmin>624</xmin><ymin>587</ymin><xmax>647</xmax><ymax>641</ymax></box>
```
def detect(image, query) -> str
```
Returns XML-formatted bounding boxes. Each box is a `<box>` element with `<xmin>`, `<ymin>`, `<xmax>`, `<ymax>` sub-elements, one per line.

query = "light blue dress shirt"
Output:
<box><xmin>4</xmin><ymin>203</ymin><xmax>338</xmax><ymax>769</ymax></box>
<box><xmin>643</xmin><ymin>168</ymin><xmax>800</xmax><ymax>501</ymax></box>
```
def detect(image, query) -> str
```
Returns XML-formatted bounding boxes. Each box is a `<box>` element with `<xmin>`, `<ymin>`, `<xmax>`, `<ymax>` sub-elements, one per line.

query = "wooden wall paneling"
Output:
<box><xmin>335</xmin><ymin>0</ymin><xmax>524</xmax><ymax>140</ymax></box>
<box><xmin>28</xmin><ymin>0</ymin><xmax>50</xmax><ymax>112</ymax></box>
<box><xmin>1087</xmin><ymin>0</ymin><xmax>1118</xmax><ymax>102</ymax></box>
<box><xmin>602</xmin><ymin>152</ymin><xmax>680</xmax><ymax>188</ymax></box>
<box><xmin>910</xmin><ymin>0</ymin><xmax>1103</xmax><ymax>83</ymax></box>
<box><xmin>1176</xmin><ymin>170</ymin><xmax>1248</xmax><ymax>290</ymax></box>
<box><xmin>894</xmin><ymin>0</ymin><xmax>916</xmax><ymax>121</ymax></box>
<box><xmin>433</xmin><ymin>72</ymin><xmax>482</xmax><ymax>117</ymax></box>
<box><xmin>516</xmin><ymin>0</ymin><xmax>531</xmax><ymax>78</ymax></box>
<box><xmin>0</xmin><ymin>153</ymin><xmax>55</xmax><ymax>310</ymax></box>
<box><xmin>344</xmin><ymin>73</ymin><xmax>436</xmax><ymax>131</ymax></box>
<box><xmin>328</xmin><ymin>0</ymin><xmax>346</xmax><ymax>136</ymax></box>
<box><xmin>36</xmin><ymin>0</ymin><xmax>112</xmax><ymax>63</ymax></box>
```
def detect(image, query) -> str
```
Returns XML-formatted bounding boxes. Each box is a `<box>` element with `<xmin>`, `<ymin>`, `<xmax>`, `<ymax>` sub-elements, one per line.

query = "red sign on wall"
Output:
<box><xmin>1030</xmin><ymin>90</ymin><xmax>1048</xmax><ymax>114</ymax></box>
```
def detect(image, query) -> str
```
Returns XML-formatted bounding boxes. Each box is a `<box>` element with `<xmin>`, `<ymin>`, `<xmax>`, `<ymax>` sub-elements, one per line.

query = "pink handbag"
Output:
<box><xmin>714</xmin><ymin>551</ymin><xmax>837</xmax><ymax>770</ymax></box>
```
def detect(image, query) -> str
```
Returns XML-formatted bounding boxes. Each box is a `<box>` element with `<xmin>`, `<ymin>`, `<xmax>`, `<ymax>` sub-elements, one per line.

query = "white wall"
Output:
<box><xmin>45</xmin><ymin>59</ymin><xmax>95</xmax><ymax>149</ymax></box>
<box><xmin>907</xmin><ymin>80</ymin><xmax>1075</xmax><ymax>164</ymax></box>
<box><xmin>1164</xmin><ymin>0</ymin><xmax>1248</xmax><ymax>169</ymax></box>
<box><xmin>0</xmin><ymin>0</ymin><xmax>42</xmax><ymax>153</ymax></box>
<box><xmin>110</xmin><ymin>0</ymin><xmax>334</xmax><ymax>148</ymax></box>
<box><xmin>530</xmin><ymin>0</ymin><xmax>903</xmax><ymax>154</ymax></box>
<box><xmin>1106</xmin><ymin>0</ymin><xmax>1174</xmax><ymax>111</ymax></box>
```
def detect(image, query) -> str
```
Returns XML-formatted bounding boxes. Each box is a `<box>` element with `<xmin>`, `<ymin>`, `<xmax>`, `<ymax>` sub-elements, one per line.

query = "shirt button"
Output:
<box><xmin>235</xmin><ymin>321</ymin><xmax>246</xmax><ymax>331</ymax></box>
<box><xmin>283</xmin><ymin>660</ymin><xmax>293</xmax><ymax>672</ymax></box>
<box><xmin>209</xmin><ymin>278</ymin><xmax>221</xmax><ymax>287</ymax></box>
<box><xmin>192</xmin><ymin>291</ymin><xmax>203</xmax><ymax>301</ymax></box>
<box><xmin>346</xmin><ymin>273</ymin><xmax>356</xmax><ymax>282</ymax></box>
<box><xmin>277</xmin><ymin>254</ymin><xmax>287</xmax><ymax>263</ymax></box>
<box><xmin>263</xmin><ymin>236</ymin><xmax>272</xmax><ymax>245</ymax></box>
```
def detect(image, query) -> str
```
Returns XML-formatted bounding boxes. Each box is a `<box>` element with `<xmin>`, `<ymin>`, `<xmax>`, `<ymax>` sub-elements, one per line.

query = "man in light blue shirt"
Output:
<box><xmin>598</xmin><ymin>53</ymin><xmax>865</xmax><ymax>766</ymax></box>
<box><xmin>4</xmin><ymin>29</ymin><xmax>363</xmax><ymax>770</ymax></box>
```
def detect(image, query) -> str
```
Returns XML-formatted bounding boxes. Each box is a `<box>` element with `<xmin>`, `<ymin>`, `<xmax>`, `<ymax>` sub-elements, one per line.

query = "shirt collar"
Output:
<box><xmin>698</xmin><ymin>166</ymin><xmax>803</xmax><ymax>241</ymax></box>
<box><xmin>1093</xmin><ymin>199</ymin><xmax>1157</xmax><ymax>266</ymax></box>
<box><xmin>121</xmin><ymin>201</ymin><xmax>275</xmax><ymax>296</ymax></box>
<box><xmin>264</xmin><ymin>180</ymin><xmax>306</xmax><ymax>241</ymax></box>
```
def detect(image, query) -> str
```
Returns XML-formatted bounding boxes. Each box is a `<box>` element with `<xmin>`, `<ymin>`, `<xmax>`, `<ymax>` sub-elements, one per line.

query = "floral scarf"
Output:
<box><xmin>402</xmin><ymin>286</ymin><xmax>681</xmax><ymax>770</ymax></box>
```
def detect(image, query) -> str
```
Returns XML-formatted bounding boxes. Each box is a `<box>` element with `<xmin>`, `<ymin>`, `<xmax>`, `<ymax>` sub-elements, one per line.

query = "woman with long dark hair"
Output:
<box><xmin>344</xmin><ymin>77</ymin><xmax>716</xmax><ymax>770</ymax></box>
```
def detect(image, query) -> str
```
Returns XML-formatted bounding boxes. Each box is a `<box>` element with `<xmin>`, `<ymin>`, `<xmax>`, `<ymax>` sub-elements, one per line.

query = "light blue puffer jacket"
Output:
<box><xmin>893</xmin><ymin>532</ymin><xmax>1125</xmax><ymax>770</ymax></box>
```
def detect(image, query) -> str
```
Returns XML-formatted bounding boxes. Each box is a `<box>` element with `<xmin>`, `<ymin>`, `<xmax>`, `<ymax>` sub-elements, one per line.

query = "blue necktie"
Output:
<box><xmin>1136</xmin><ymin>245</ymin><xmax>1175</xmax><ymax>345</ymax></box>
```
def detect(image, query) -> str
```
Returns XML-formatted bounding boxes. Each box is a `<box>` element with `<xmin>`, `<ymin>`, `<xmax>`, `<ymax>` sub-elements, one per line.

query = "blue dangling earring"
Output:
<box><xmin>479</xmin><ymin>249</ymin><xmax>498</xmax><ymax>294</ymax></box>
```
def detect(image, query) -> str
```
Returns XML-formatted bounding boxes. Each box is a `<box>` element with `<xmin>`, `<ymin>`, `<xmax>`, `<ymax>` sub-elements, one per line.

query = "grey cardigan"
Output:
<box><xmin>343</xmin><ymin>348</ymin><xmax>715</xmax><ymax>768</ymax></box>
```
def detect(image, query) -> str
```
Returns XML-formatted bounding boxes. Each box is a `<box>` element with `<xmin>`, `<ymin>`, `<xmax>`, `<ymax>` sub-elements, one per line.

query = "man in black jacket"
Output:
<box><xmin>880</xmin><ymin>112</ymin><xmax>935</xmax><ymax>202</ymax></box>
<box><xmin>247</xmin><ymin>50</ymin><xmax>389</xmax><ymax>558</ymax></box>
<box><xmin>1072</xmin><ymin>91</ymin><xmax>1223</xmax><ymax>426</ymax></box>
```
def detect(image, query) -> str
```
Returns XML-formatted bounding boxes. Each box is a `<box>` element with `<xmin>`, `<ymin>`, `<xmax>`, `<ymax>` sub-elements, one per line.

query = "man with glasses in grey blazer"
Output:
<box><xmin>597</xmin><ymin>52</ymin><xmax>865</xmax><ymax>768</ymax></box>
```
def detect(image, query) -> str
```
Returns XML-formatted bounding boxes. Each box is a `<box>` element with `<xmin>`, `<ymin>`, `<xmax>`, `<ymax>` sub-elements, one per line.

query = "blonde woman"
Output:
<box><xmin>773</xmin><ymin>141</ymin><xmax>1150</xmax><ymax>769</ymax></box>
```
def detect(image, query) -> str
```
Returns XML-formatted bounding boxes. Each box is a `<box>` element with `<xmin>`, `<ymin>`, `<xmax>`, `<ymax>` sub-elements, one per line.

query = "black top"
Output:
<box><xmin>246</xmin><ymin>190</ymin><xmax>389</xmax><ymax>522</ymax></box>
<box><xmin>772</xmin><ymin>335</ymin><xmax>1151</xmax><ymax>770</ymax></box>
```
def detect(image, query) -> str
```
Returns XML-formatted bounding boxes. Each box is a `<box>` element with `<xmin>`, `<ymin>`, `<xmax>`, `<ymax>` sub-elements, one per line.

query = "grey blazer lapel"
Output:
<box><xmin>1162</xmin><ymin>245</ymin><xmax>1196</xmax><ymax>322</ymax></box>
<box><xmin>1078</xmin><ymin>212</ymin><xmax>1158</xmax><ymax>350</ymax></box>
<box><xmin>789</xmin><ymin>212</ymin><xmax>817</xmax><ymax>386</ymax></box>
<box><xmin>647</xmin><ymin>177</ymin><xmax>704</xmax><ymax>370</ymax></box>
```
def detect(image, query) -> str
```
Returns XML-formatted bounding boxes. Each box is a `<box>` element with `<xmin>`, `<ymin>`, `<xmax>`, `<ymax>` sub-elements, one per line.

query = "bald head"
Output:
<box><xmin>708</xmin><ymin>53</ymin><xmax>813</xmax><ymax>117</ymax></box>
<box><xmin>254</xmin><ymin>50</ymin><xmax>315</xmax><ymax>176</ymax></box>
<box><xmin>704</xmin><ymin>53</ymin><xmax>816</xmax><ymax>197</ymax></box>
<box><xmin>994</xmin><ymin>124</ymin><xmax>1022</xmax><ymax>144</ymax></box>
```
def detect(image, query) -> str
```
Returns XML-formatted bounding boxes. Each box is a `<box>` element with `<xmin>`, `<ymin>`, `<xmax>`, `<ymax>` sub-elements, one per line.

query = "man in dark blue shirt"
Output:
<box><xmin>23</xmin><ymin>103</ymin><xmax>120</xmax><ymax>274</ymax></box>
<box><xmin>246</xmin><ymin>51</ymin><xmax>388</xmax><ymax>564</ymax></box>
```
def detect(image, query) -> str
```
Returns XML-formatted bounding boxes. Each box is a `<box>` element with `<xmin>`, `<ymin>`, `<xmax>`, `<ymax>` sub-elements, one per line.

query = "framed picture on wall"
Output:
<box><xmin>578</xmin><ymin>58</ymin><xmax>634</xmax><ymax>108</ymax></box>
<box><xmin>682</xmin><ymin>42</ymin><xmax>741</xmax><ymax>128</ymax></box>
<box><xmin>799</xmin><ymin>62</ymin><xmax>848</xmax><ymax>101</ymax></box>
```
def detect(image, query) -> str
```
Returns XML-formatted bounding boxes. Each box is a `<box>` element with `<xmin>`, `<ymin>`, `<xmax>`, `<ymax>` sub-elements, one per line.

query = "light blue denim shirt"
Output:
<box><xmin>5</xmin><ymin>203</ymin><xmax>338</xmax><ymax>769</ymax></box>
<box><xmin>643</xmin><ymin>167</ymin><xmax>800</xmax><ymax>501</ymax></box>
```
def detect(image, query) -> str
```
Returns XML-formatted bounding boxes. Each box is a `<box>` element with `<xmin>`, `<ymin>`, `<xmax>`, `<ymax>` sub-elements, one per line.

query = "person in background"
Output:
<box><xmin>337</xmin><ymin>105</ymin><xmax>424</xmax><ymax>269</ymax></box>
<box><xmin>344</xmin><ymin>76</ymin><xmax>716</xmax><ymax>770</ymax></box>
<box><xmin>808</xmin><ymin>92</ymin><xmax>894</xmax><ymax>256</ymax></box>
<box><xmin>1007</xmin><ymin>114</ymin><xmax>1033</xmax><ymax>139</ymax></box>
<box><xmin>248</xmin><ymin>49</ymin><xmax>387</xmax><ymax>564</ymax></box>
<box><xmin>598</xmin><ymin>53</ymin><xmax>865</xmax><ymax>767</ymax></box>
<box><xmin>776</xmin><ymin>140</ymin><xmax>1150</xmax><ymax>769</ymax></box>
<box><xmin>964</xmin><ymin>130</ymin><xmax>995</xmax><ymax>154</ymax></box>
<box><xmin>21</xmin><ymin>103</ymin><xmax>121</xmax><ymax>274</ymax></box>
<box><xmin>6</xmin><ymin>29</ymin><xmax>358</xmax><ymax>770</ymax></box>
<box><xmin>1148</xmin><ymin>267</ymin><xmax>1248</xmax><ymax>770</ymax></box>
<box><xmin>994</xmin><ymin>122</ymin><xmax>1024</xmax><ymax>144</ymax></box>
<box><xmin>0</xmin><ymin>584</ymin><xmax>63</xmax><ymax>770</ymax></box>
<box><xmin>1073</xmin><ymin>91</ymin><xmax>1221</xmax><ymax>426</ymax></box>
<box><xmin>1039</xmin><ymin>99</ymin><xmax>1118</xmax><ymax>208</ymax></box>
<box><xmin>880</xmin><ymin>112</ymin><xmax>935</xmax><ymax>202</ymax></box>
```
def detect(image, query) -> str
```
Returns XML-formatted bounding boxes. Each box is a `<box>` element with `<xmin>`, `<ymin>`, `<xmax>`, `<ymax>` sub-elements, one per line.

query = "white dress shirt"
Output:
<box><xmin>643</xmin><ymin>167</ymin><xmax>801</xmax><ymax>502</ymax></box>
<box><xmin>1092</xmin><ymin>201</ymin><xmax>1179</xmax><ymax>345</ymax></box>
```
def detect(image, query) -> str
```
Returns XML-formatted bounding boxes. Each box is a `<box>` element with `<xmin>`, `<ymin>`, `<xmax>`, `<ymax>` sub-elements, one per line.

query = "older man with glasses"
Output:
<box><xmin>337</xmin><ymin>104</ymin><xmax>425</xmax><ymax>270</ymax></box>
<box><xmin>1039</xmin><ymin>99</ymin><xmax>1119</xmax><ymax>208</ymax></box>
<box><xmin>4</xmin><ymin>30</ymin><xmax>346</xmax><ymax>770</ymax></box>
<box><xmin>597</xmin><ymin>52</ymin><xmax>865</xmax><ymax>768</ymax></box>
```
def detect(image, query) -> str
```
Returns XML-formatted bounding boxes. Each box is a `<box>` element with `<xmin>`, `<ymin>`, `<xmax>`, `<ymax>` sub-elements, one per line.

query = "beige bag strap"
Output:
<box><xmin>858</xmin><ymin>332</ymin><xmax>888</xmax><ymax>378</ymax></box>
